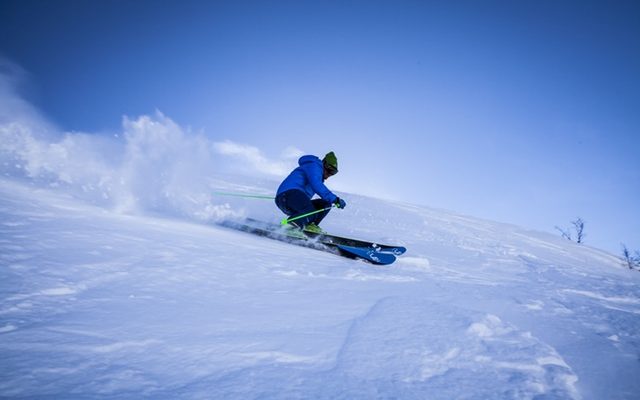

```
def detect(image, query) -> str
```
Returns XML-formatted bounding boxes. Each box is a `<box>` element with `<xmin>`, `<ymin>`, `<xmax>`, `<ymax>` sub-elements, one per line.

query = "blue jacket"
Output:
<box><xmin>277</xmin><ymin>155</ymin><xmax>338</xmax><ymax>203</ymax></box>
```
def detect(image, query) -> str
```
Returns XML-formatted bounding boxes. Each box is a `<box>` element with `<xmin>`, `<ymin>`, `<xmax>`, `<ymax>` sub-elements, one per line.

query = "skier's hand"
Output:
<box><xmin>335</xmin><ymin>197</ymin><xmax>346</xmax><ymax>209</ymax></box>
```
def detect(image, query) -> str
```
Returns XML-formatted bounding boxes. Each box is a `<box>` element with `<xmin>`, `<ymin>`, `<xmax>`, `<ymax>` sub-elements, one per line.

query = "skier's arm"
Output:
<box><xmin>306</xmin><ymin>163</ymin><xmax>338</xmax><ymax>203</ymax></box>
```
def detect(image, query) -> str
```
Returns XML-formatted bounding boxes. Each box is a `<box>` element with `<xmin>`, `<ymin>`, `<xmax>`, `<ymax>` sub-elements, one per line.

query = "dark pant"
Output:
<box><xmin>275</xmin><ymin>189</ymin><xmax>332</xmax><ymax>227</ymax></box>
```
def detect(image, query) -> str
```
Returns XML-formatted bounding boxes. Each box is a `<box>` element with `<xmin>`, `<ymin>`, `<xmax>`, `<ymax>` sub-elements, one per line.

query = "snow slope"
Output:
<box><xmin>1</xmin><ymin>110</ymin><xmax>639</xmax><ymax>399</ymax></box>
<box><xmin>1</xmin><ymin>175</ymin><xmax>639</xmax><ymax>399</ymax></box>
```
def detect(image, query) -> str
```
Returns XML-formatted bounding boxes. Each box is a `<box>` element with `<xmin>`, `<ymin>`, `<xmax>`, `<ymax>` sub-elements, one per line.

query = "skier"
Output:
<box><xmin>275</xmin><ymin>151</ymin><xmax>346</xmax><ymax>234</ymax></box>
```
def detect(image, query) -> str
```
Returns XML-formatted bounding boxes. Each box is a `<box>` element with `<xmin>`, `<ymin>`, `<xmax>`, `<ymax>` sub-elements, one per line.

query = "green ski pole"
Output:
<box><xmin>212</xmin><ymin>191</ymin><xmax>275</xmax><ymax>200</ymax></box>
<box><xmin>281</xmin><ymin>206</ymin><xmax>334</xmax><ymax>225</ymax></box>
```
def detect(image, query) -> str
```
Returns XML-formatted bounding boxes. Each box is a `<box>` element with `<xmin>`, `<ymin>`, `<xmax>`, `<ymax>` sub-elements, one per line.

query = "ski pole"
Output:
<box><xmin>281</xmin><ymin>206</ymin><xmax>334</xmax><ymax>225</ymax></box>
<box><xmin>212</xmin><ymin>191</ymin><xmax>275</xmax><ymax>200</ymax></box>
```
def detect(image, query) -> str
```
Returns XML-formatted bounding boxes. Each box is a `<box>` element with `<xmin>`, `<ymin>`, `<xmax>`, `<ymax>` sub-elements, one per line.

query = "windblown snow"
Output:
<box><xmin>1</xmin><ymin>111</ymin><xmax>639</xmax><ymax>399</ymax></box>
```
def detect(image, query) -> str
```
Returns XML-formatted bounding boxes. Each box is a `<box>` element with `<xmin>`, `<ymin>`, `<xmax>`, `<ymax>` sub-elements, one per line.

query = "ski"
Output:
<box><xmin>220</xmin><ymin>219</ymin><xmax>398</xmax><ymax>265</ymax></box>
<box><xmin>335</xmin><ymin>244</ymin><xmax>396</xmax><ymax>265</ymax></box>
<box><xmin>246</xmin><ymin>218</ymin><xmax>406</xmax><ymax>255</ymax></box>
<box><xmin>304</xmin><ymin>231</ymin><xmax>406</xmax><ymax>256</ymax></box>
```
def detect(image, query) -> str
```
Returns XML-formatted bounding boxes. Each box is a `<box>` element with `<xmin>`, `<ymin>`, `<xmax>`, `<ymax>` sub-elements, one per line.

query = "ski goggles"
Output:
<box><xmin>324</xmin><ymin>164</ymin><xmax>338</xmax><ymax>176</ymax></box>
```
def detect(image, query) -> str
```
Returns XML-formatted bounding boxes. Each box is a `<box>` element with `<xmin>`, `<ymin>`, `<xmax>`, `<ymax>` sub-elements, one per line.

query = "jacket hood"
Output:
<box><xmin>298</xmin><ymin>155</ymin><xmax>321</xmax><ymax>166</ymax></box>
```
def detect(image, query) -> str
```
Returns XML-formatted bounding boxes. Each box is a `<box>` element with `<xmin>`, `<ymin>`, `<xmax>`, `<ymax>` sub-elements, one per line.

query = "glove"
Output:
<box><xmin>334</xmin><ymin>197</ymin><xmax>346</xmax><ymax>209</ymax></box>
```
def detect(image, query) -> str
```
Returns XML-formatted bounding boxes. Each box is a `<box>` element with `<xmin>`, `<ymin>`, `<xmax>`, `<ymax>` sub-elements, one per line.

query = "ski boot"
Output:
<box><xmin>283</xmin><ymin>222</ymin><xmax>307</xmax><ymax>239</ymax></box>
<box><xmin>303</xmin><ymin>222</ymin><xmax>326</xmax><ymax>234</ymax></box>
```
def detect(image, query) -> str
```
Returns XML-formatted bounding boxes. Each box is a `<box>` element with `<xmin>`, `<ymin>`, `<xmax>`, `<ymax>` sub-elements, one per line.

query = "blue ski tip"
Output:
<box><xmin>336</xmin><ymin>244</ymin><xmax>396</xmax><ymax>265</ymax></box>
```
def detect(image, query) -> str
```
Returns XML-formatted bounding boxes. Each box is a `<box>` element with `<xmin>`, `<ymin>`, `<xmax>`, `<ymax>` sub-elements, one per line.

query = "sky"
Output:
<box><xmin>0</xmin><ymin>0</ymin><xmax>638</xmax><ymax>254</ymax></box>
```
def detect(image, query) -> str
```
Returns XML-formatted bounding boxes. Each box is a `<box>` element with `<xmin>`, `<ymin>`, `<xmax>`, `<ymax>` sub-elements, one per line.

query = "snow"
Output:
<box><xmin>1</xmin><ymin>113</ymin><xmax>639</xmax><ymax>399</ymax></box>
<box><xmin>1</xmin><ymin>177</ymin><xmax>639</xmax><ymax>399</ymax></box>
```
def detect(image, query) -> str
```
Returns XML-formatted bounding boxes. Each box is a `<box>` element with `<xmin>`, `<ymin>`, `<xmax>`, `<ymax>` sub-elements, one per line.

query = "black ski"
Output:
<box><xmin>246</xmin><ymin>218</ymin><xmax>407</xmax><ymax>255</ymax></box>
<box><xmin>304</xmin><ymin>231</ymin><xmax>406</xmax><ymax>256</ymax></box>
<box><xmin>220</xmin><ymin>219</ymin><xmax>398</xmax><ymax>265</ymax></box>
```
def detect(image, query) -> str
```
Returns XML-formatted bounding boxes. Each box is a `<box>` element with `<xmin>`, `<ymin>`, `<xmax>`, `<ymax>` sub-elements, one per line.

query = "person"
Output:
<box><xmin>275</xmin><ymin>151</ymin><xmax>346</xmax><ymax>233</ymax></box>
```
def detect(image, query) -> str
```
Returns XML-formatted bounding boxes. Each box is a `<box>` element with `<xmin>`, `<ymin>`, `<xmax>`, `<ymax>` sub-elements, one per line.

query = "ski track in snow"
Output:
<box><xmin>1</xmin><ymin>179</ymin><xmax>639</xmax><ymax>399</ymax></box>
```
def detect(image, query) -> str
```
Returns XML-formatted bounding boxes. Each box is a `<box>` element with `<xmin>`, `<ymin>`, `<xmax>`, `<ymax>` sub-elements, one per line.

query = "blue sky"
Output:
<box><xmin>1</xmin><ymin>0</ymin><xmax>638</xmax><ymax>254</ymax></box>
